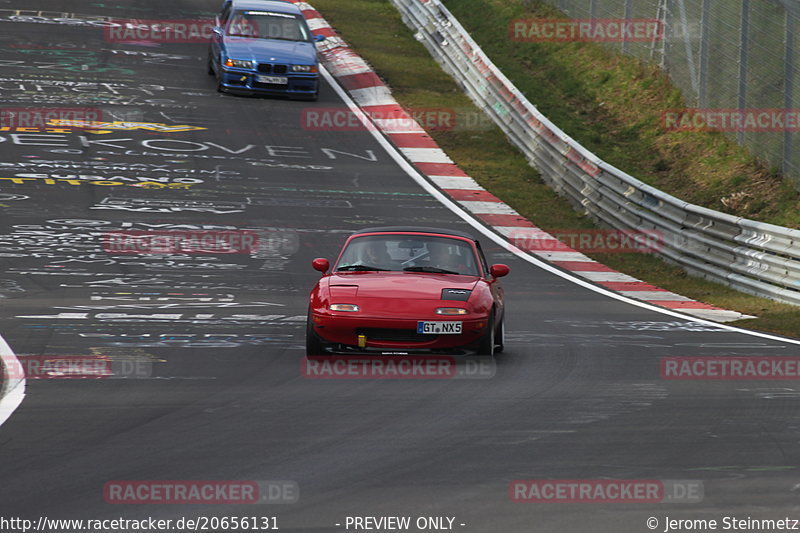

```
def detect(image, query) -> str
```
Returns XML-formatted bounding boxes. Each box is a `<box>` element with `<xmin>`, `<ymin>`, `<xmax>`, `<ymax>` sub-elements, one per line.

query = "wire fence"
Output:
<box><xmin>541</xmin><ymin>0</ymin><xmax>800</xmax><ymax>187</ymax></box>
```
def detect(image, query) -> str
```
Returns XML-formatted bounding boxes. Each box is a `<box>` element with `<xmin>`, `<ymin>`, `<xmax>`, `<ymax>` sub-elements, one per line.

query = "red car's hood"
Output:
<box><xmin>325</xmin><ymin>272</ymin><xmax>479</xmax><ymax>300</ymax></box>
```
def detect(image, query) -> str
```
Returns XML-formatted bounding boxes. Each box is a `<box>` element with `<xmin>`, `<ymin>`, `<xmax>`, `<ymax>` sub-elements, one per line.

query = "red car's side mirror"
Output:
<box><xmin>490</xmin><ymin>264</ymin><xmax>510</xmax><ymax>278</ymax></box>
<box><xmin>312</xmin><ymin>258</ymin><xmax>330</xmax><ymax>273</ymax></box>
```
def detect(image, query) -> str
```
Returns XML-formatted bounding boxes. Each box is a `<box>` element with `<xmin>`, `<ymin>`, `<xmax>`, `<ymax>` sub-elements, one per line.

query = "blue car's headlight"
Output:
<box><xmin>224</xmin><ymin>59</ymin><xmax>254</xmax><ymax>69</ymax></box>
<box><xmin>292</xmin><ymin>64</ymin><xmax>317</xmax><ymax>73</ymax></box>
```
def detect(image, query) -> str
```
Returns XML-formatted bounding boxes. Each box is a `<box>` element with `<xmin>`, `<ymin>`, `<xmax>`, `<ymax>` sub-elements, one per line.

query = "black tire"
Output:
<box><xmin>494</xmin><ymin>316</ymin><xmax>504</xmax><ymax>354</ymax></box>
<box><xmin>207</xmin><ymin>54</ymin><xmax>215</xmax><ymax>75</ymax></box>
<box><xmin>306</xmin><ymin>312</ymin><xmax>325</xmax><ymax>356</ymax></box>
<box><xmin>477</xmin><ymin>313</ymin><xmax>495</xmax><ymax>356</ymax></box>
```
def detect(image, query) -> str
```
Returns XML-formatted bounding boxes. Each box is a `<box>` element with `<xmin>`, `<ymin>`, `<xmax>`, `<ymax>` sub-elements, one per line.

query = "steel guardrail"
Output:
<box><xmin>390</xmin><ymin>0</ymin><xmax>800</xmax><ymax>306</ymax></box>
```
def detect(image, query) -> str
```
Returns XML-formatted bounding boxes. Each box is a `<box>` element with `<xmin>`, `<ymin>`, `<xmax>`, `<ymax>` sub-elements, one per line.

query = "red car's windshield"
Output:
<box><xmin>335</xmin><ymin>235</ymin><xmax>480</xmax><ymax>276</ymax></box>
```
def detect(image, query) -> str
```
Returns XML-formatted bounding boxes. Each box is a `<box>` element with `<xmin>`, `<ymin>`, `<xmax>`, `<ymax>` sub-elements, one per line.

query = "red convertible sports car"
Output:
<box><xmin>306</xmin><ymin>227</ymin><xmax>509</xmax><ymax>356</ymax></box>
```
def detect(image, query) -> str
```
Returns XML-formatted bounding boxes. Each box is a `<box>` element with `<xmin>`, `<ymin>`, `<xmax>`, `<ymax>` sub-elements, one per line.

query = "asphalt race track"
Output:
<box><xmin>2</xmin><ymin>2</ymin><xmax>800</xmax><ymax>532</ymax></box>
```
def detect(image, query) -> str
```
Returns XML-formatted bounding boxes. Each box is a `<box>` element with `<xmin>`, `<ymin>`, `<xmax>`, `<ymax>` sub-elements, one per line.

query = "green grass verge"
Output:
<box><xmin>310</xmin><ymin>0</ymin><xmax>800</xmax><ymax>338</ymax></box>
<box><xmin>445</xmin><ymin>0</ymin><xmax>800</xmax><ymax>228</ymax></box>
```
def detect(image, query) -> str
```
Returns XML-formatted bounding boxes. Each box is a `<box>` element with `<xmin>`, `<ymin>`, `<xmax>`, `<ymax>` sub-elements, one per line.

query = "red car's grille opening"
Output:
<box><xmin>357</xmin><ymin>328</ymin><xmax>436</xmax><ymax>343</ymax></box>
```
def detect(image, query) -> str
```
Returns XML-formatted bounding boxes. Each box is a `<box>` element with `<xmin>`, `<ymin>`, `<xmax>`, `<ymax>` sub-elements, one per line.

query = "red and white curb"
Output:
<box><xmin>292</xmin><ymin>1</ymin><xmax>754</xmax><ymax>324</ymax></box>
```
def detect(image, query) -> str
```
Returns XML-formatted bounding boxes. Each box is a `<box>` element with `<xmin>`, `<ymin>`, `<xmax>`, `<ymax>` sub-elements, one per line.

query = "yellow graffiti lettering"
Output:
<box><xmin>46</xmin><ymin>119</ymin><xmax>207</xmax><ymax>132</ymax></box>
<box><xmin>0</xmin><ymin>177</ymin><xmax>37</xmax><ymax>184</ymax></box>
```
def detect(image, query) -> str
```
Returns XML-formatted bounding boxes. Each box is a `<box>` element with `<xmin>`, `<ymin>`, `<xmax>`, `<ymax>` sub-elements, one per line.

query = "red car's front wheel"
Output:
<box><xmin>306</xmin><ymin>311</ymin><xmax>327</xmax><ymax>356</ymax></box>
<box><xmin>494</xmin><ymin>318</ymin><xmax>504</xmax><ymax>354</ymax></box>
<box><xmin>477</xmin><ymin>314</ymin><xmax>496</xmax><ymax>356</ymax></box>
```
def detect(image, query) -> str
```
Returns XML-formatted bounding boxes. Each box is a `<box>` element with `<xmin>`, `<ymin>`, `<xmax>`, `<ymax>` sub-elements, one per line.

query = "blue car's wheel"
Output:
<box><xmin>292</xmin><ymin>89</ymin><xmax>318</xmax><ymax>102</ymax></box>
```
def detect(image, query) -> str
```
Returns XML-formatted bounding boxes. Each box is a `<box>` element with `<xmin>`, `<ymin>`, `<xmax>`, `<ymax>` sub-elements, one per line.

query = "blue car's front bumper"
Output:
<box><xmin>219</xmin><ymin>66</ymin><xmax>318</xmax><ymax>97</ymax></box>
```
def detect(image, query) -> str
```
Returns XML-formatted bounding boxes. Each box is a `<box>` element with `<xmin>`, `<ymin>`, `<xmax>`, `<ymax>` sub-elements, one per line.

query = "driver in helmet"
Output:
<box><xmin>427</xmin><ymin>241</ymin><xmax>463</xmax><ymax>274</ymax></box>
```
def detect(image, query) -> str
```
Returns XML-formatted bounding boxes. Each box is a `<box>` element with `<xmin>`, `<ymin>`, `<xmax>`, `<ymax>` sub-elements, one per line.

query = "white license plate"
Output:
<box><xmin>417</xmin><ymin>321</ymin><xmax>462</xmax><ymax>335</ymax></box>
<box><xmin>256</xmin><ymin>75</ymin><xmax>288</xmax><ymax>84</ymax></box>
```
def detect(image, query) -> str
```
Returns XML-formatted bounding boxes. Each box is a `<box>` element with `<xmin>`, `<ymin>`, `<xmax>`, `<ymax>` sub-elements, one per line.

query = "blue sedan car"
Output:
<box><xmin>208</xmin><ymin>0</ymin><xmax>324</xmax><ymax>100</ymax></box>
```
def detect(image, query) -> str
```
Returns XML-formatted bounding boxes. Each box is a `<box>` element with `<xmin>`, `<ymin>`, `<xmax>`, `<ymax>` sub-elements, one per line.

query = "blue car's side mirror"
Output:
<box><xmin>315</xmin><ymin>34</ymin><xmax>326</xmax><ymax>42</ymax></box>
<box><xmin>212</xmin><ymin>26</ymin><xmax>223</xmax><ymax>36</ymax></box>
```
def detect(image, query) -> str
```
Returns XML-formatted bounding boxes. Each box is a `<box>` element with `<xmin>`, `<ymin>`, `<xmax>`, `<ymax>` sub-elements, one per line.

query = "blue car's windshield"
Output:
<box><xmin>227</xmin><ymin>10</ymin><xmax>310</xmax><ymax>41</ymax></box>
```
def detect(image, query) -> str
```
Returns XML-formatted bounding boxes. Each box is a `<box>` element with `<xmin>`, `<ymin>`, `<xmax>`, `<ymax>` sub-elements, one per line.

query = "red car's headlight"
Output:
<box><xmin>435</xmin><ymin>307</ymin><xmax>468</xmax><ymax>315</ymax></box>
<box><xmin>329</xmin><ymin>304</ymin><xmax>360</xmax><ymax>312</ymax></box>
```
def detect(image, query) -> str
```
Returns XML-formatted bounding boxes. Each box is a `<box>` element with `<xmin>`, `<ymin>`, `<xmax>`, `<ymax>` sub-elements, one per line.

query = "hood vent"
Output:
<box><xmin>330</xmin><ymin>285</ymin><xmax>359</xmax><ymax>298</ymax></box>
<box><xmin>441</xmin><ymin>288</ymin><xmax>471</xmax><ymax>301</ymax></box>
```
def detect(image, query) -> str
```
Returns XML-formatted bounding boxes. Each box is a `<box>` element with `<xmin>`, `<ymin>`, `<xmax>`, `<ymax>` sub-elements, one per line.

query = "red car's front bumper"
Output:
<box><xmin>310</xmin><ymin>312</ymin><xmax>490</xmax><ymax>353</ymax></box>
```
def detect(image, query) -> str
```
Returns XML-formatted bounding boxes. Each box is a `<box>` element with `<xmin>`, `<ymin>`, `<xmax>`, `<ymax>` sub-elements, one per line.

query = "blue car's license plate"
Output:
<box><xmin>256</xmin><ymin>75</ymin><xmax>288</xmax><ymax>84</ymax></box>
<box><xmin>417</xmin><ymin>321</ymin><xmax>462</xmax><ymax>334</ymax></box>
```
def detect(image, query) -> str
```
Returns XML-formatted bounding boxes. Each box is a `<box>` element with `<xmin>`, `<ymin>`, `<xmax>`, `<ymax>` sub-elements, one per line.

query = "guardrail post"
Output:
<box><xmin>622</xmin><ymin>0</ymin><xmax>633</xmax><ymax>54</ymax></box>
<box><xmin>783</xmin><ymin>9</ymin><xmax>795</xmax><ymax>178</ymax></box>
<box><xmin>737</xmin><ymin>0</ymin><xmax>750</xmax><ymax>144</ymax></box>
<box><xmin>675</xmin><ymin>0</ymin><xmax>699</xmax><ymax>96</ymax></box>
<box><xmin>661</xmin><ymin>0</ymin><xmax>673</xmax><ymax>71</ymax></box>
<box><xmin>697</xmin><ymin>0</ymin><xmax>710</xmax><ymax>107</ymax></box>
